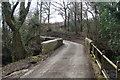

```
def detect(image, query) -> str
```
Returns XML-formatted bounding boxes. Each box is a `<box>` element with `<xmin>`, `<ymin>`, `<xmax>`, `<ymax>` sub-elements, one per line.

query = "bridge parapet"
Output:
<box><xmin>41</xmin><ymin>38</ymin><xmax>63</xmax><ymax>54</ymax></box>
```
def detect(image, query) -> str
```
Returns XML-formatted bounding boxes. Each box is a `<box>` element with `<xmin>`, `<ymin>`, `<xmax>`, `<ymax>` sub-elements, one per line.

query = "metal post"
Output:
<box><xmin>116</xmin><ymin>61</ymin><xmax>120</xmax><ymax>79</ymax></box>
<box><xmin>95</xmin><ymin>48</ymin><xmax>98</xmax><ymax>60</ymax></box>
<box><xmin>90</xmin><ymin>43</ymin><xmax>92</xmax><ymax>54</ymax></box>
<box><xmin>91</xmin><ymin>45</ymin><xmax>94</xmax><ymax>57</ymax></box>
<box><xmin>101</xmin><ymin>51</ymin><xmax>105</xmax><ymax>75</ymax></box>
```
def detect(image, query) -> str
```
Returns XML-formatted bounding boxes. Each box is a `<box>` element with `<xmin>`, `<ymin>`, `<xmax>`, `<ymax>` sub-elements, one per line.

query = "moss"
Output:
<box><xmin>97</xmin><ymin>75</ymin><xmax>105</xmax><ymax>80</ymax></box>
<box><xmin>31</xmin><ymin>55</ymin><xmax>44</xmax><ymax>62</ymax></box>
<box><xmin>0</xmin><ymin>67</ymin><xmax>2</xmax><ymax>71</ymax></box>
<box><xmin>90</xmin><ymin>54</ymin><xmax>104</xmax><ymax>80</ymax></box>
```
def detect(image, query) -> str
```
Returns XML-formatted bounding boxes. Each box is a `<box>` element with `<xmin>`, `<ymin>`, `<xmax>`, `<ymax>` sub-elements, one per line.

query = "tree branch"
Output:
<box><xmin>2</xmin><ymin>2</ymin><xmax>16</xmax><ymax>31</ymax></box>
<box><xmin>11</xmin><ymin>2</ymin><xmax>19</xmax><ymax>18</ymax></box>
<box><xmin>19</xmin><ymin>2</ymin><xmax>31</xmax><ymax>26</ymax></box>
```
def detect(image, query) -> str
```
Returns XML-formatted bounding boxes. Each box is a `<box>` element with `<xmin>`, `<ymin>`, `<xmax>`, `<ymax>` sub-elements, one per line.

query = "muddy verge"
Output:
<box><xmin>2</xmin><ymin>50</ymin><xmax>57</xmax><ymax>78</ymax></box>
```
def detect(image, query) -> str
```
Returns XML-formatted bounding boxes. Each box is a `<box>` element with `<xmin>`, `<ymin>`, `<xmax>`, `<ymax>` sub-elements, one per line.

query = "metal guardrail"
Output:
<box><xmin>85</xmin><ymin>37</ymin><xmax>120</xmax><ymax>80</ymax></box>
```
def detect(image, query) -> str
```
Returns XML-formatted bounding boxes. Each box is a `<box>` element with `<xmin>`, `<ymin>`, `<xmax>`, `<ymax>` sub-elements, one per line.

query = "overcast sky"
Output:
<box><xmin>0</xmin><ymin>0</ymin><xmax>94</xmax><ymax>25</ymax></box>
<box><xmin>0</xmin><ymin>0</ymin><xmax>119</xmax><ymax>27</ymax></box>
<box><xmin>30</xmin><ymin>0</ymin><xmax>64</xmax><ymax>23</ymax></box>
<box><xmin>29</xmin><ymin>0</ymin><xmax>93</xmax><ymax>23</ymax></box>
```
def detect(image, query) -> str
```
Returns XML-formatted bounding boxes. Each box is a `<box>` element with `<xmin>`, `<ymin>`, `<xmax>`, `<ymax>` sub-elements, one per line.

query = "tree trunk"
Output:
<box><xmin>94</xmin><ymin>4</ymin><xmax>99</xmax><ymax>41</ymax></box>
<box><xmin>86</xmin><ymin>11</ymin><xmax>90</xmax><ymax>37</ymax></box>
<box><xmin>2</xmin><ymin>2</ymin><xmax>31</xmax><ymax>62</ymax></box>
<box><xmin>75</xmin><ymin>2</ymin><xmax>78</xmax><ymax>34</ymax></box>
<box><xmin>47</xmin><ymin>2</ymin><xmax>51</xmax><ymax>31</ymax></box>
<box><xmin>12</xmin><ymin>30</ymin><xmax>27</xmax><ymax>61</ymax></box>
<box><xmin>40</xmin><ymin>2</ymin><xmax>43</xmax><ymax>23</ymax></box>
<box><xmin>94</xmin><ymin>4</ymin><xmax>98</xmax><ymax>31</ymax></box>
<box><xmin>64</xmin><ymin>9</ymin><xmax>67</xmax><ymax>30</ymax></box>
<box><xmin>80</xmin><ymin>2</ymin><xmax>83</xmax><ymax>32</ymax></box>
<box><xmin>67</xmin><ymin>13</ymin><xmax>70</xmax><ymax>31</ymax></box>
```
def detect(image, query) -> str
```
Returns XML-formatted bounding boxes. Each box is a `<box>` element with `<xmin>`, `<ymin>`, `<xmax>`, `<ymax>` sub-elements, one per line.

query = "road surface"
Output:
<box><xmin>21</xmin><ymin>40</ymin><xmax>95</xmax><ymax>78</ymax></box>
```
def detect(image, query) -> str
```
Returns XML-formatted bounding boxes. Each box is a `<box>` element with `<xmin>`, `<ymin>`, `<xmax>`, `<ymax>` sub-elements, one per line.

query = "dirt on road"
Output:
<box><xmin>21</xmin><ymin>40</ymin><xmax>95</xmax><ymax>78</ymax></box>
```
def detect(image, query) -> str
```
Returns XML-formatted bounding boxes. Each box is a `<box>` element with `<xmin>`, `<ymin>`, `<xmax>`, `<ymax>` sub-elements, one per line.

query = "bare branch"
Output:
<box><xmin>2</xmin><ymin>2</ymin><xmax>16</xmax><ymax>31</ymax></box>
<box><xmin>11</xmin><ymin>2</ymin><xmax>19</xmax><ymax>18</ymax></box>
<box><xmin>19</xmin><ymin>2</ymin><xmax>31</xmax><ymax>26</ymax></box>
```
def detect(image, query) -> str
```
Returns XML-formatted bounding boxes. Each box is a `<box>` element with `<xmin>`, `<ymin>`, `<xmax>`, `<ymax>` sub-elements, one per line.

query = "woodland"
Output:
<box><xmin>1</xmin><ymin>1</ymin><xmax>120</xmax><ymax>65</ymax></box>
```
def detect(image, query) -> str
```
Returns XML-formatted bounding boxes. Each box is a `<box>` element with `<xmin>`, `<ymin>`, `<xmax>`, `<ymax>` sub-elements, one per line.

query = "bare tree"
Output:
<box><xmin>85</xmin><ymin>2</ymin><xmax>90</xmax><ymax>37</ymax></box>
<box><xmin>67</xmin><ymin>12</ymin><xmax>70</xmax><ymax>31</ymax></box>
<box><xmin>38</xmin><ymin>0</ymin><xmax>43</xmax><ymax>23</ymax></box>
<box><xmin>43</xmin><ymin>1</ymin><xmax>51</xmax><ymax>30</ymax></box>
<box><xmin>52</xmin><ymin>1</ymin><xmax>70</xmax><ymax>30</ymax></box>
<box><xmin>2</xmin><ymin>1</ymin><xmax>31</xmax><ymax>61</ymax></box>
<box><xmin>80</xmin><ymin>2</ymin><xmax>83</xmax><ymax>32</ymax></box>
<box><xmin>67</xmin><ymin>2</ymin><xmax>83</xmax><ymax>33</ymax></box>
<box><xmin>74</xmin><ymin>2</ymin><xmax>78</xmax><ymax>34</ymax></box>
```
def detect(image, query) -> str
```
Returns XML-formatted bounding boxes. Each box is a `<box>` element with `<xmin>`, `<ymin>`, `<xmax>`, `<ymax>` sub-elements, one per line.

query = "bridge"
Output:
<box><xmin>21</xmin><ymin>40</ymin><xmax>94</xmax><ymax>78</ymax></box>
<box><xmin>2</xmin><ymin>37</ymin><xmax>119</xmax><ymax>79</ymax></box>
<box><xmin>20</xmin><ymin>38</ymin><xmax>120</xmax><ymax>79</ymax></box>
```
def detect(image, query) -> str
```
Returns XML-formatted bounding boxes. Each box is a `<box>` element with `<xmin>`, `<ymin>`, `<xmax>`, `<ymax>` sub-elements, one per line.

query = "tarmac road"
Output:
<box><xmin>21</xmin><ymin>40</ymin><xmax>95</xmax><ymax>78</ymax></box>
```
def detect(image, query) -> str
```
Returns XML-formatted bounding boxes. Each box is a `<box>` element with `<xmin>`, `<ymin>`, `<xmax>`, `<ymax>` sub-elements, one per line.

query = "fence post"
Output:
<box><xmin>90</xmin><ymin>43</ymin><xmax>92</xmax><ymax>54</ymax></box>
<box><xmin>116</xmin><ymin>61</ymin><xmax>120</xmax><ymax>79</ymax></box>
<box><xmin>91</xmin><ymin>45</ymin><xmax>94</xmax><ymax>57</ymax></box>
<box><xmin>85</xmin><ymin>37</ymin><xmax>93</xmax><ymax>54</ymax></box>
<box><xmin>95</xmin><ymin>48</ymin><xmax>98</xmax><ymax>62</ymax></box>
<box><xmin>101</xmin><ymin>51</ymin><xmax>105</xmax><ymax>75</ymax></box>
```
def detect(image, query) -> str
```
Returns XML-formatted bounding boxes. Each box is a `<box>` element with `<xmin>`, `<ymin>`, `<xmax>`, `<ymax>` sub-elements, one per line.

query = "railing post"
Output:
<box><xmin>91</xmin><ymin>44</ymin><xmax>94</xmax><ymax>57</ymax></box>
<box><xmin>95</xmin><ymin>48</ymin><xmax>98</xmax><ymax>62</ymax></box>
<box><xmin>101</xmin><ymin>51</ymin><xmax>105</xmax><ymax>75</ymax></box>
<box><xmin>116</xmin><ymin>61</ymin><xmax>120</xmax><ymax>79</ymax></box>
<box><xmin>90</xmin><ymin>43</ymin><xmax>92</xmax><ymax>54</ymax></box>
<box><xmin>85</xmin><ymin>37</ymin><xmax>93</xmax><ymax>54</ymax></box>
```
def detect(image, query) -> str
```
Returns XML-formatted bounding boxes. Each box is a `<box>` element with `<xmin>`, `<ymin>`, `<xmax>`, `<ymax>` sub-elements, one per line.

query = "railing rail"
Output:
<box><xmin>85</xmin><ymin>37</ymin><xmax>120</xmax><ymax>80</ymax></box>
